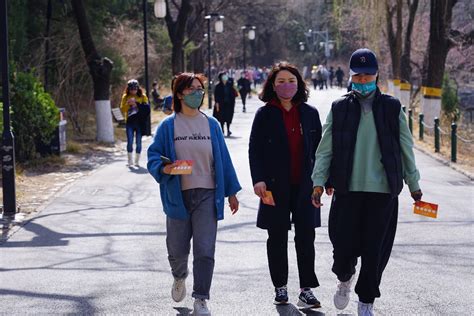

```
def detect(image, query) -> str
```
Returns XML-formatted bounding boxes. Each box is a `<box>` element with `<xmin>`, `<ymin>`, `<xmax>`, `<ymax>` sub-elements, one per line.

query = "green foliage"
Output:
<box><xmin>441</xmin><ymin>73</ymin><xmax>460</xmax><ymax>122</ymax></box>
<box><xmin>2</xmin><ymin>71</ymin><xmax>60</xmax><ymax>161</ymax></box>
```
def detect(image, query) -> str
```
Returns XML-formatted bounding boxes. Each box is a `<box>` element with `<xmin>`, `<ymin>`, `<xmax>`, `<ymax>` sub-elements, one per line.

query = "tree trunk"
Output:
<box><xmin>385</xmin><ymin>0</ymin><xmax>403</xmax><ymax>79</ymax></box>
<box><xmin>400</xmin><ymin>0</ymin><xmax>419</xmax><ymax>82</ymax></box>
<box><xmin>164</xmin><ymin>0</ymin><xmax>192</xmax><ymax>75</ymax></box>
<box><xmin>190</xmin><ymin>46</ymin><xmax>204</xmax><ymax>73</ymax></box>
<box><xmin>71</xmin><ymin>0</ymin><xmax>114</xmax><ymax>143</ymax></box>
<box><xmin>422</xmin><ymin>0</ymin><xmax>458</xmax><ymax>88</ymax></box>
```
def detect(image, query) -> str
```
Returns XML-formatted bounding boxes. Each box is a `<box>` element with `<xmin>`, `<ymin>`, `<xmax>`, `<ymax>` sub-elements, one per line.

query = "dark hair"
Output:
<box><xmin>218</xmin><ymin>71</ymin><xmax>228</xmax><ymax>84</ymax></box>
<box><xmin>259</xmin><ymin>62</ymin><xmax>309</xmax><ymax>104</ymax></box>
<box><xmin>172</xmin><ymin>72</ymin><xmax>206</xmax><ymax>113</ymax></box>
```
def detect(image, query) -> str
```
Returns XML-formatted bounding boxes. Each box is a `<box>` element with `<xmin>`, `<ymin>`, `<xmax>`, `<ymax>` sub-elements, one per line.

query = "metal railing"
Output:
<box><xmin>411</xmin><ymin>111</ymin><xmax>473</xmax><ymax>162</ymax></box>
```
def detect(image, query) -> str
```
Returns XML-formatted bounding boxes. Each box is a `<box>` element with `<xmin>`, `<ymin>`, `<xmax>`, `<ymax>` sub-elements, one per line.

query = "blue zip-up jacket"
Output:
<box><xmin>147</xmin><ymin>113</ymin><xmax>241</xmax><ymax>220</ymax></box>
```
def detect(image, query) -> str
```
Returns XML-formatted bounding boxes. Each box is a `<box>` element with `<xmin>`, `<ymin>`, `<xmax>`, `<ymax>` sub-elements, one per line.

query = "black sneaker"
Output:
<box><xmin>297</xmin><ymin>288</ymin><xmax>321</xmax><ymax>309</ymax></box>
<box><xmin>273</xmin><ymin>286</ymin><xmax>289</xmax><ymax>305</ymax></box>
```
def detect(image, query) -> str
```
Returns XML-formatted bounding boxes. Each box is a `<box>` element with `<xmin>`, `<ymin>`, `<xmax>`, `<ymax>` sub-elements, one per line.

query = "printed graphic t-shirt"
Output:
<box><xmin>174</xmin><ymin>112</ymin><xmax>215</xmax><ymax>191</ymax></box>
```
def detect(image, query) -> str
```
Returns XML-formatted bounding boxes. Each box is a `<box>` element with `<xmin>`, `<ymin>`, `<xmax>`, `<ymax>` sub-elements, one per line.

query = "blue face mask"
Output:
<box><xmin>351</xmin><ymin>80</ymin><xmax>377</xmax><ymax>96</ymax></box>
<box><xmin>183</xmin><ymin>90</ymin><xmax>204</xmax><ymax>109</ymax></box>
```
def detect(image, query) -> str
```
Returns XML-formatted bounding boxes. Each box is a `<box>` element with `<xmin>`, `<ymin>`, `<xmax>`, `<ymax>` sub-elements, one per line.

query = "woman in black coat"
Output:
<box><xmin>248</xmin><ymin>62</ymin><xmax>322</xmax><ymax>308</ymax></box>
<box><xmin>213</xmin><ymin>72</ymin><xmax>237</xmax><ymax>136</ymax></box>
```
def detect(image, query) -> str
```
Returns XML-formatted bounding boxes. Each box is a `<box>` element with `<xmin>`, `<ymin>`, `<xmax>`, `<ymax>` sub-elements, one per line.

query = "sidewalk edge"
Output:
<box><xmin>414</xmin><ymin>145</ymin><xmax>474</xmax><ymax>181</ymax></box>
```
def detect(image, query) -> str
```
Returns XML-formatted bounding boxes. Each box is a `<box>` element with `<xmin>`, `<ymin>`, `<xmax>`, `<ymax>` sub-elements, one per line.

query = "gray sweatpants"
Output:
<box><xmin>166</xmin><ymin>188</ymin><xmax>217</xmax><ymax>300</ymax></box>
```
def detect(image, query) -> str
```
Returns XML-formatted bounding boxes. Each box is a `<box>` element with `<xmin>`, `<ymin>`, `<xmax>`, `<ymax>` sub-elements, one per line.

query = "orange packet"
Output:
<box><xmin>170</xmin><ymin>160</ymin><xmax>193</xmax><ymax>175</ymax></box>
<box><xmin>413</xmin><ymin>200</ymin><xmax>438</xmax><ymax>218</ymax></box>
<box><xmin>262</xmin><ymin>191</ymin><xmax>276</xmax><ymax>206</ymax></box>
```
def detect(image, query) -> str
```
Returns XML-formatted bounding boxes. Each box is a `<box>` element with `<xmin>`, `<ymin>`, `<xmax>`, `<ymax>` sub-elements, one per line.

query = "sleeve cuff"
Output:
<box><xmin>408</xmin><ymin>182</ymin><xmax>420</xmax><ymax>192</ymax></box>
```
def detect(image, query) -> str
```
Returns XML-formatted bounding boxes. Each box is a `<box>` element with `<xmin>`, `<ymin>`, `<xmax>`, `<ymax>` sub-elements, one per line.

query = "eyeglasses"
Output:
<box><xmin>185</xmin><ymin>88</ymin><xmax>205</xmax><ymax>94</ymax></box>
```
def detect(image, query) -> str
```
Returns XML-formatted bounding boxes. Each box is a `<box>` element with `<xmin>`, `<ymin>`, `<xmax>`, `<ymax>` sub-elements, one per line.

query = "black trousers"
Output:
<box><xmin>266</xmin><ymin>185</ymin><xmax>319</xmax><ymax>289</ymax></box>
<box><xmin>328</xmin><ymin>192</ymin><xmax>398</xmax><ymax>304</ymax></box>
<box><xmin>240</xmin><ymin>92</ymin><xmax>247</xmax><ymax>107</ymax></box>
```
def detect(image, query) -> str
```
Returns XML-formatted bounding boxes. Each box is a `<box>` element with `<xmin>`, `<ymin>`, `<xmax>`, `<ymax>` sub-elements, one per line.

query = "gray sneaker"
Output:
<box><xmin>193</xmin><ymin>298</ymin><xmax>211</xmax><ymax>315</ymax></box>
<box><xmin>171</xmin><ymin>277</ymin><xmax>186</xmax><ymax>302</ymax></box>
<box><xmin>334</xmin><ymin>275</ymin><xmax>354</xmax><ymax>310</ymax></box>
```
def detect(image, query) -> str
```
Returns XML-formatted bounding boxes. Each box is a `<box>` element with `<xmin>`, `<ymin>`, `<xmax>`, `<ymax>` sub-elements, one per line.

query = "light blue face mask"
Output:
<box><xmin>352</xmin><ymin>80</ymin><xmax>377</xmax><ymax>96</ymax></box>
<box><xmin>183</xmin><ymin>90</ymin><xmax>204</xmax><ymax>109</ymax></box>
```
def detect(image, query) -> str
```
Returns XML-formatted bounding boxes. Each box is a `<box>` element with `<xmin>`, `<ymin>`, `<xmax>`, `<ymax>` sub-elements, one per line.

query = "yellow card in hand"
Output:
<box><xmin>170</xmin><ymin>160</ymin><xmax>193</xmax><ymax>175</ymax></box>
<box><xmin>262</xmin><ymin>191</ymin><xmax>275</xmax><ymax>206</ymax></box>
<box><xmin>413</xmin><ymin>200</ymin><xmax>438</xmax><ymax>218</ymax></box>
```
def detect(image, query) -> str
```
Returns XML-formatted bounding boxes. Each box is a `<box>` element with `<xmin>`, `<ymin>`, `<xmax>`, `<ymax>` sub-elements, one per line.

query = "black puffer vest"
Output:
<box><xmin>329</xmin><ymin>89</ymin><xmax>403</xmax><ymax>197</ymax></box>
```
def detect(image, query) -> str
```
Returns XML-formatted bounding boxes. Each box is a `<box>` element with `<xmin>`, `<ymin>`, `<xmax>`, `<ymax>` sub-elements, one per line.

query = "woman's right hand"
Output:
<box><xmin>253</xmin><ymin>181</ymin><xmax>267</xmax><ymax>199</ymax></box>
<box><xmin>162</xmin><ymin>162</ymin><xmax>178</xmax><ymax>175</ymax></box>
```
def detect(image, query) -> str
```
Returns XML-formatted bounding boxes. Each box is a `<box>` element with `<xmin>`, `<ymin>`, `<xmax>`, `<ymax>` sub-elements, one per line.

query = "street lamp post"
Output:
<box><xmin>205</xmin><ymin>13</ymin><xmax>224</xmax><ymax>109</ymax></box>
<box><xmin>241</xmin><ymin>25</ymin><xmax>256</xmax><ymax>71</ymax></box>
<box><xmin>304</xmin><ymin>29</ymin><xmax>334</xmax><ymax>63</ymax></box>
<box><xmin>142</xmin><ymin>0</ymin><xmax>166</xmax><ymax>135</ymax></box>
<box><xmin>142</xmin><ymin>0</ymin><xmax>151</xmax><ymax>135</ymax></box>
<box><xmin>0</xmin><ymin>0</ymin><xmax>17</xmax><ymax>219</ymax></box>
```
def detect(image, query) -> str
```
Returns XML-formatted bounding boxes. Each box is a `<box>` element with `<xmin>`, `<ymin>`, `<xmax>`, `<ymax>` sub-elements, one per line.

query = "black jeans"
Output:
<box><xmin>328</xmin><ymin>192</ymin><xmax>398</xmax><ymax>304</ymax></box>
<box><xmin>266</xmin><ymin>185</ymin><xmax>319</xmax><ymax>289</ymax></box>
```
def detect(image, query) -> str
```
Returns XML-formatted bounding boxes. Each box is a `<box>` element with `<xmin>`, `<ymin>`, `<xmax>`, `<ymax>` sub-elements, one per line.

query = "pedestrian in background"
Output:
<box><xmin>213</xmin><ymin>72</ymin><xmax>237</xmax><ymax>137</ymax></box>
<box><xmin>311</xmin><ymin>65</ymin><xmax>319</xmax><ymax>90</ymax></box>
<box><xmin>147</xmin><ymin>72</ymin><xmax>241</xmax><ymax>316</ymax></box>
<box><xmin>237</xmin><ymin>71</ymin><xmax>252</xmax><ymax>112</ymax></box>
<box><xmin>120</xmin><ymin>79</ymin><xmax>150</xmax><ymax>167</ymax></box>
<box><xmin>311</xmin><ymin>48</ymin><xmax>422</xmax><ymax>316</ymax></box>
<box><xmin>329</xmin><ymin>66</ymin><xmax>335</xmax><ymax>88</ymax></box>
<box><xmin>162</xmin><ymin>75</ymin><xmax>178</xmax><ymax>115</ymax></box>
<box><xmin>152</xmin><ymin>81</ymin><xmax>163</xmax><ymax>110</ymax></box>
<box><xmin>249</xmin><ymin>62</ymin><xmax>323</xmax><ymax>309</ymax></box>
<box><xmin>335</xmin><ymin>66</ymin><xmax>345</xmax><ymax>88</ymax></box>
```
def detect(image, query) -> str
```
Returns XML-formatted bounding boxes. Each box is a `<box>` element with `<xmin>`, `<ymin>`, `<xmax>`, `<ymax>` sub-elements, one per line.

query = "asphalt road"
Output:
<box><xmin>1</xmin><ymin>87</ymin><xmax>473</xmax><ymax>315</ymax></box>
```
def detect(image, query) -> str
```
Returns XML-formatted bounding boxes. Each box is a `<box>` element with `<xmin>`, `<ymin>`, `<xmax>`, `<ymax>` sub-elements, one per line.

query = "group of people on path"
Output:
<box><xmin>310</xmin><ymin>64</ymin><xmax>345</xmax><ymax>90</ymax></box>
<box><xmin>121</xmin><ymin>48</ymin><xmax>422</xmax><ymax>316</ymax></box>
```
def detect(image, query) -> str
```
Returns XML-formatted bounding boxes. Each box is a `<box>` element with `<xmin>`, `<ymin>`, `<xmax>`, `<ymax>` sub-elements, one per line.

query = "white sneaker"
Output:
<box><xmin>334</xmin><ymin>275</ymin><xmax>354</xmax><ymax>310</ymax></box>
<box><xmin>171</xmin><ymin>277</ymin><xmax>186</xmax><ymax>302</ymax></box>
<box><xmin>193</xmin><ymin>298</ymin><xmax>211</xmax><ymax>315</ymax></box>
<box><xmin>358</xmin><ymin>301</ymin><xmax>374</xmax><ymax>316</ymax></box>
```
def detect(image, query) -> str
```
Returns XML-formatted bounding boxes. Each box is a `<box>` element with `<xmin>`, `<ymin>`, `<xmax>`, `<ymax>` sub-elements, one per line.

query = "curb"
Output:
<box><xmin>414</xmin><ymin>145</ymin><xmax>474</xmax><ymax>181</ymax></box>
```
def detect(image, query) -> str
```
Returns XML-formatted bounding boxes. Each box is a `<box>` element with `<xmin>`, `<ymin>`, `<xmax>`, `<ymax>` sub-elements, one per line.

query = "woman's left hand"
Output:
<box><xmin>228</xmin><ymin>195</ymin><xmax>239</xmax><ymax>215</ymax></box>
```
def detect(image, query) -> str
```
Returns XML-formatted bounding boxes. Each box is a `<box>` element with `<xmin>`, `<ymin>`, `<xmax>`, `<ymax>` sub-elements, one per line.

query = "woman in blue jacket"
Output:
<box><xmin>147</xmin><ymin>73</ymin><xmax>241</xmax><ymax>315</ymax></box>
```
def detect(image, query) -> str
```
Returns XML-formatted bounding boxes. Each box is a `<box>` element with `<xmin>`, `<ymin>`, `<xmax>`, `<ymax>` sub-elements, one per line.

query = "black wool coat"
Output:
<box><xmin>249</xmin><ymin>102</ymin><xmax>322</xmax><ymax>230</ymax></box>
<box><xmin>213</xmin><ymin>82</ymin><xmax>236</xmax><ymax>124</ymax></box>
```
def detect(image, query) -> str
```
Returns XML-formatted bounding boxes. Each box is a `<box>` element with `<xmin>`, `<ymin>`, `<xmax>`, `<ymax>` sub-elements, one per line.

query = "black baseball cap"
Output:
<box><xmin>349</xmin><ymin>48</ymin><xmax>378</xmax><ymax>75</ymax></box>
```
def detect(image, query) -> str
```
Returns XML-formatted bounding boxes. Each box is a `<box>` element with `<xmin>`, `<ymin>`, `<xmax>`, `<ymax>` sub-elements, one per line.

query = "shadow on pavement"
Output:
<box><xmin>1</xmin><ymin>221</ymin><xmax>165</xmax><ymax>248</ymax></box>
<box><xmin>173</xmin><ymin>306</ymin><xmax>192</xmax><ymax>315</ymax></box>
<box><xmin>128</xmin><ymin>166</ymin><xmax>149</xmax><ymax>174</ymax></box>
<box><xmin>0</xmin><ymin>288</ymin><xmax>96</xmax><ymax>314</ymax></box>
<box><xmin>276</xmin><ymin>304</ymin><xmax>325</xmax><ymax>315</ymax></box>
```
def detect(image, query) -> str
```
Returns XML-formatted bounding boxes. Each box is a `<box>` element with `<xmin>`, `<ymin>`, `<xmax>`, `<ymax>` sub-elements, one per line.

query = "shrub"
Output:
<box><xmin>442</xmin><ymin>73</ymin><xmax>460</xmax><ymax>122</ymax></box>
<box><xmin>1</xmin><ymin>71</ymin><xmax>59</xmax><ymax>161</ymax></box>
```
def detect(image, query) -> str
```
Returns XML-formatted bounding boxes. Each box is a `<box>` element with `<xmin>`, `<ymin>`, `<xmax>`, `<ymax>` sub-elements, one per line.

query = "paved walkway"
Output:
<box><xmin>1</xmin><ymin>88</ymin><xmax>473</xmax><ymax>315</ymax></box>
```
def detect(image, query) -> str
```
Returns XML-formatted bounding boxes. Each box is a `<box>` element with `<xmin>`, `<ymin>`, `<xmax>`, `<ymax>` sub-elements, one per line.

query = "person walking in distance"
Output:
<box><xmin>249</xmin><ymin>62</ymin><xmax>323</xmax><ymax>308</ymax></box>
<box><xmin>335</xmin><ymin>66</ymin><xmax>345</xmax><ymax>88</ymax></box>
<box><xmin>213</xmin><ymin>72</ymin><xmax>237</xmax><ymax>137</ymax></box>
<box><xmin>311</xmin><ymin>48</ymin><xmax>422</xmax><ymax>316</ymax></box>
<box><xmin>237</xmin><ymin>71</ymin><xmax>252</xmax><ymax>112</ymax></box>
<box><xmin>147</xmin><ymin>73</ymin><xmax>241</xmax><ymax>316</ymax></box>
<box><xmin>120</xmin><ymin>79</ymin><xmax>150</xmax><ymax>167</ymax></box>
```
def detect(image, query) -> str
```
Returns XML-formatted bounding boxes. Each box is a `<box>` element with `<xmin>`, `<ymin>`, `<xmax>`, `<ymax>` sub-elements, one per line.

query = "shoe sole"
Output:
<box><xmin>273</xmin><ymin>300</ymin><xmax>289</xmax><ymax>305</ymax></box>
<box><xmin>297</xmin><ymin>300</ymin><xmax>321</xmax><ymax>309</ymax></box>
